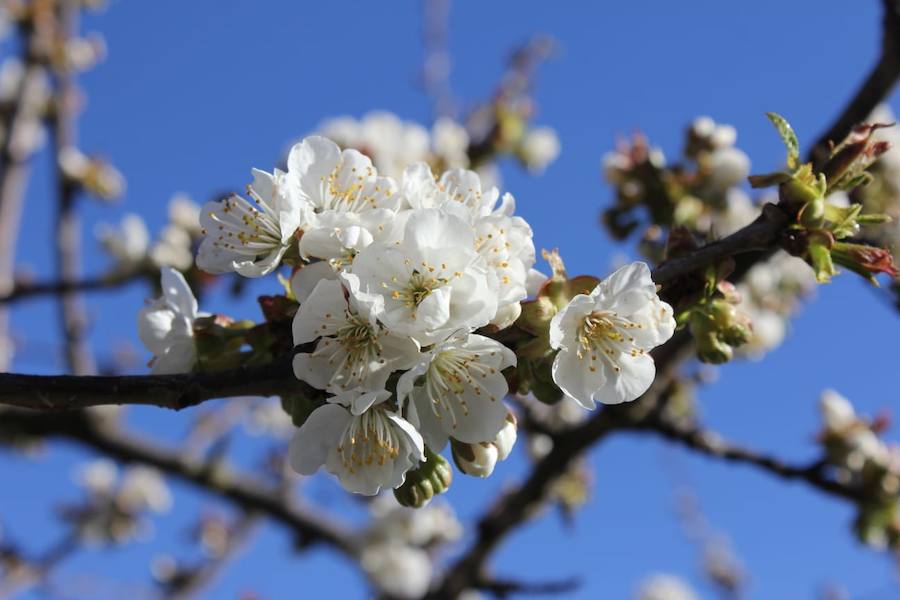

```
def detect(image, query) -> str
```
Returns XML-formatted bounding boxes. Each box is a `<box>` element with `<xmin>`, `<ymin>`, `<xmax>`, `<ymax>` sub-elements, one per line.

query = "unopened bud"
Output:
<box><xmin>493</xmin><ymin>412</ymin><xmax>518</xmax><ymax>461</ymax></box>
<box><xmin>393</xmin><ymin>448</ymin><xmax>452</xmax><ymax>508</ymax></box>
<box><xmin>451</xmin><ymin>439</ymin><xmax>498</xmax><ymax>478</ymax></box>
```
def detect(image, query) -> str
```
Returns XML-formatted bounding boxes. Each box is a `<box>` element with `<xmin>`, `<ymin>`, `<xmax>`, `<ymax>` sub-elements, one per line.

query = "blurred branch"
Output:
<box><xmin>627</xmin><ymin>415</ymin><xmax>866</xmax><ymax>503</ymax></box>
<box><xmin>0</xmin><ymin>14</ymin><xmax>54</xmax><ymax>371</ymax></box>
<box><xmin>475</xmin><ymin>575</ymin><xmax>581</xmax><ymax>598</ymax></box>
<box><xmin>810</xmin><ymin>0</ymin><xmax>900</xmax><ymax>167</ymax></box>
<box><xmin>51</xmin><ymin>0</ymin><xmax>95</xmax><ymax>375</ymax></box>
<box><xmin>0</xmin><ymin>531</ymin><xmax>79</xmax><ymax>600</ymax></box>
<box><xmin>0</xmin><ymin>408</ymin><xmax>358</xmax><ymax>557</ymax></box>
<box><xmin>0</xmin><ymin>269</ymin><xmax>145</xmax><ymax>306</ymax></box>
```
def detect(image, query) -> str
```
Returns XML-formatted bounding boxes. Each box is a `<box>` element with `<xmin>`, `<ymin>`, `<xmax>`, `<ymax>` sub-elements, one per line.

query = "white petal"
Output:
<box><xmin>288</xmin><ymin>404</ymin><xmax>350</xmax><ymax>475</ymax></box>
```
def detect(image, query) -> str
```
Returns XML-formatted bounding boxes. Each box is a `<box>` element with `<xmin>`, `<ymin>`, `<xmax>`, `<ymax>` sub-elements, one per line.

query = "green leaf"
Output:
<box><xmin>766</xmin><ymin>112</ymin><xmax>799</xmax><ymax>169</ymax></box>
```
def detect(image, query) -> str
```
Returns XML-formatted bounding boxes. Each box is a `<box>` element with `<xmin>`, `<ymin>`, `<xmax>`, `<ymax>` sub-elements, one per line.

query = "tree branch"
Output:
<box><xmin>0</xmin><ymin>408</ymin><xmax>358</xmax><ymax>557</ymax></box>
<box><xmin>0</xmin><ymin>353</ymin><xmax>296</xmax><ymax>411</ymax></box>
<box><xmin>624</xmin><ymin>415</ymin><xmax>867</xmax><ymax>503</ymax></box>
<box><xmin>0</xmin><ymin>270</ymin><xmax>145</xmax><ymax>306</ymax></box>
<box><xmin>431</xmin><ymin>2</ymin><xmax>900</xmax><ymax>593</ymax></box>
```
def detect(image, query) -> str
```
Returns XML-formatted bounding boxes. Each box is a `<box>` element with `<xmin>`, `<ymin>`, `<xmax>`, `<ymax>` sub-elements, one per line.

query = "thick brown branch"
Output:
<box><xmin>0</xmin><ymin>354</ymin><xmax>296</xmax><ymax>411</ymax></box>
<box><xmin>0</xmin><ymin>408</ymin><xmax>357</xmax><ymax>557</ymax></box>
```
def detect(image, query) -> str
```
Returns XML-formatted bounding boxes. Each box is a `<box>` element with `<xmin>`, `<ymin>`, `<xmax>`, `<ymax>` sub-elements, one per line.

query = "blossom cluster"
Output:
<box><xmin>65</xmin><ymin>460</ymin><xmax>172</xmax><ymax>544</ymax></box>
<box><xmin>818</xmin><ymin>390</ymin><xmax>900</xmax><ymax>550</ymax></box>
<box><xmin>136</xmin><ymin>131</ymin><xmax>675</xmax><ymax>500</ymax></box>
<box><xmin>97</xmin><ymin>194</ymin><xmax>202</xmax><ymax>273</ymax></box>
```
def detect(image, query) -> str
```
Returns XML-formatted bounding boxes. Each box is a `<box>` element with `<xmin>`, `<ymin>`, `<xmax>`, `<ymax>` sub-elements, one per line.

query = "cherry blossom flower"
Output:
<box><xmin>550</xmin><ymin>261</ymin><xmax>675</xmax><ymax>408</ymax></box>
<box><xmin>137</xmin><ymin>268</ymin><xmax>201</xmax><ymax>374</ymax></box>
<box><xmin>397</xmin><ymin>333</ymin><xmax>515</xmax><ymax>450</ymax></box>
<box><xmin>289</xmin><ymin>389</ymin><xmax>424</xmax><ymax>495</ymax></box>
<box><xmin>197</xmin><ymin>168</ymin><xmax>303</xmax><ymax>277</ymax></box>
<box><xmin>292</xmin><ymin>279</ymin><xmax>419</xmax><ymax>393</ymax></box>
<box><xmin>346</xmin><ymin>209</ymin><xmax>498</xmax><ymax>345</ymax></box>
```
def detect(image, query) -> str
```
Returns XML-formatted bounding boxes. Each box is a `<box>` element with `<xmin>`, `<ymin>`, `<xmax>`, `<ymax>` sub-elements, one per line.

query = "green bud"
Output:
<box><xmin>696</xmin><ymin>332</ymin><xmax>733</xmax><ymax>364</ymax></box>
<box><xmin>798</xmin><ymin>196</ymin><xmax>826</xmax><ymax>229</ymax></box>
<box><xmin>393</xmin><ymin>448</ymin><xmax>452</xmax><ymax>508</ymax></box>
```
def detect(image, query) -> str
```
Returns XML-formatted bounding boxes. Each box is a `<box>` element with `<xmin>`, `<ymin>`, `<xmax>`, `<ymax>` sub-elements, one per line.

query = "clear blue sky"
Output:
<box><xmin>2</xmin><ymin>1</ymin><xmax>900</xmax><ymax>598</ymax></box>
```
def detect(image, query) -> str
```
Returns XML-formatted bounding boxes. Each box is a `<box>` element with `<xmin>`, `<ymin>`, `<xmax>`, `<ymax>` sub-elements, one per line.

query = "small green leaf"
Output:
<box><xmin>766</xmin><ymin>112</ymin><xmax>799</xmax><ymax>169</ymax></box>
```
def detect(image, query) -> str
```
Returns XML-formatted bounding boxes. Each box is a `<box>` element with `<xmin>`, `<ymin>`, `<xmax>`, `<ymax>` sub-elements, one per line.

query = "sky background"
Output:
<box><xmin>2</xmin><ymin>0</ymin><xmax>900</xmax><ymax>598</ymax></box>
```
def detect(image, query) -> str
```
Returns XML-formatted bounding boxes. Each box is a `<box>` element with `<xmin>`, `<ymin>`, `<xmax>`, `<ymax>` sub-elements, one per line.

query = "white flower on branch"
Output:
<box><xmin>400</xmin><ymin>163</ymin><xmax>504</xmax><ymax>221</ymax></box>
<box><xmin>398</xmin><ymin>334</ymin><xmax>515</xmax><ymax>450</ymax></box>
<box><xmin>137</xmin><ymin>268</ymin><xmax>201</xmax><ymax>374</ymax></box>
<box><xmin>550</xmin><ymin>261</ymin><xmax>675</xmax><ymax>408</ymax></box>
<box><xmin>346</xmin><ymin>209</ymin><xmax>499</xmax><ymax>345</ymax></box>
<box><xmin>289</xmin><ymin>389</ymin><xmax>425</xmax><ymax>495</ymax></box>
<box><xmin>292</xmin><ymin>279</ymin><xmax>419</xmax><ymax>394</ymax></box>
<box><xmin>287</xmin><ymin>135</ymin><xmax>400</xmax><ymax>219</ymax></box>
<box><xmin>197</xmin><ymin>168</ymin><xmax>304</xmax><ymax>277</ymax></box>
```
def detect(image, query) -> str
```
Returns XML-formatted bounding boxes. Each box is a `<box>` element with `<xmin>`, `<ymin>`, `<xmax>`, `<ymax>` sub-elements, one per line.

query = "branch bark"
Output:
<box><xmin>0</xmin><ymin>270</ymin><xmax>145</xmax><ymax>306</ymax></box>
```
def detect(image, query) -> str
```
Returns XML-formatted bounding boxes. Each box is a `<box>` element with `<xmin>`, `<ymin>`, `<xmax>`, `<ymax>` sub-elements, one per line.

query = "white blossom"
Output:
<box><xmin>287</xmin><ymin>135</ymin><xmax>400</xmax><ymax>219</ymax></box>
<box><xmin>137</xmin><ymin>268</ymin><xmax>200</xmax><ymax>374</ymax></box>
<box><xmin>118</xmin><ymin>467</ymin><xmax>172</xmax><ymax>513</ymax></box>
<box><xmin>361</xmin><ymin>541</ymin><xmax>432</xmax><ymax>599</ymax></box>
<box><xmin>197</xmin><ymin>168</ymin><xmax>303</xmax><ymax>277</ymax></box>
<box><xmin>366</xmin><ymin>494</ymin><xmax>462</xmax><ymax>547</ymax></box>
<box><xmin>346</xmin><ymin>209</ymin><xmax>498</xmax><ymax>345</ymax></box>
<box><xmin>820</xmin><ymin>389</ymin><xmax>857</xmax><ymax>432</ymax></box>
<box><xmin>96</xmin><ymin>213</ymin><xmax>150</xmax><ymax>267</ymax></box>
<box><xmin>150</xmin><ymin>225</ymin><xmax>193</xmax><ymax>270</ymax></box>
<box><xmin>550</xmin><ymin>261</ymin><xmax>675</xmax><ymax>408</ymax></box>
<box><xmin>400</xmin><ymin>163</ymin><xmax>503</xmax><ymax>221</ymax></box>
<box><xmin>636</xmin><ymin>574</ymin><xmax>698</xmax><ymax>600</ymax></box>
<box><xmin>398</xmin><ymin>334</ymin><xmax>515</xmax><ymax>450</ymax></box>
<box><xmin>168</xmin><ymin>193</ymin><xmax>202</xmax><ymax>236</ymax></box>
<box><xmin>289</xmin><ymin>389</ymin><xmax>424</xmax><ymax>495</ymax></box>
<box><xmin>452</xmin><ymin>440</ymin><xmax>499</xmax><ymax>478</ymax></box>
<box><xmin>707</xmin><ymin>146</ymin><xmax>750</xmax><ymax>191</ymax></box>
<box><xmin>520</xmin><ymin>126</ymin><xmax>561</xmax><ymax>173</ymax></box>
<box><xmin>76</xmin><ymin>459</ymin><xmax>118</xmax><ymax>496</ymax></box>
<box><xmin>292</xmin><ymin>279</ymin><xmax>419</xmax><ymax>393</ymax></box>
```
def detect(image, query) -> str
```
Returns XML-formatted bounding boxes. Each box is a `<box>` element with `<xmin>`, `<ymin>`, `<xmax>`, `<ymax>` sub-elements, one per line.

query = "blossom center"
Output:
<box><xmin>423</xmin><ymin>348</ymin><xmax>499</xmax><ymax>430</ymax></box>
<box><xmin>577</xmin><ymin>310</ymin><xmax>645</xmax><ymax>373</ymax></box>
<box><xmin>336</xmin><ymin>407</ymin><xmax>400</xmax><ymax>472</ymax></box>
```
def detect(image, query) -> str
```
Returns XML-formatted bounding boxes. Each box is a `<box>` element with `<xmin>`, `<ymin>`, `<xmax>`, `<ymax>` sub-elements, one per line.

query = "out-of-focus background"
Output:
<box><xmin>2</xmin><ymin>1</ymin><xmax>899</xmax><ymax>598</ymax></box>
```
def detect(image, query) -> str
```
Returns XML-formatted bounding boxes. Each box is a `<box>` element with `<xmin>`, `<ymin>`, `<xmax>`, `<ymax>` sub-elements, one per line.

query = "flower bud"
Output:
<box><xmin>493</xmin><ymin>411</ymin><xmax>518</xmax><ymax>461</ymax></box>
<box><xmin>394</xmin><ymin>448</ymin><xmax>452</xmax><ymax>508</ymax></box>
<box><xmin>451</xmin><ymin>439</ymin><xmax>499</xmax><ymax>478</ymax></box>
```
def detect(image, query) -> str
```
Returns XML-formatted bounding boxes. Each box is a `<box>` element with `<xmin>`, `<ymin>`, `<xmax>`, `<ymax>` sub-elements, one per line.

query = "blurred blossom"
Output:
<box><xmin>167</xmin><ymin>193</ymin><xmax>202</xmax><ymax>236</ymax></box>
<box><xmin>519</xmin><ymin>126</ymin><xmax>560</xmax><ymax>173</ymax></box>
<box><xmin>96</xmin><ymin>213</ymin><xmax>150</xmax><ymax>267</ymax></box>
<box><xmin>361</xmin><ymin>541</ymin><xmax>432</xmax><ymax>599</ymax></box>
<box><xmin>635</xmin><ymin>574</ymin><xmax>698</xmax><ymax>600</ymax></box>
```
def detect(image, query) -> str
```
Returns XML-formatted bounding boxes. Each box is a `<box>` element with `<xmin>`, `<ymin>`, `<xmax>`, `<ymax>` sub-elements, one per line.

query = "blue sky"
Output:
<box><xmin>2</xmin><ymin>1</ymin><xmax>900</xmax><ymax>598</ymax></box>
